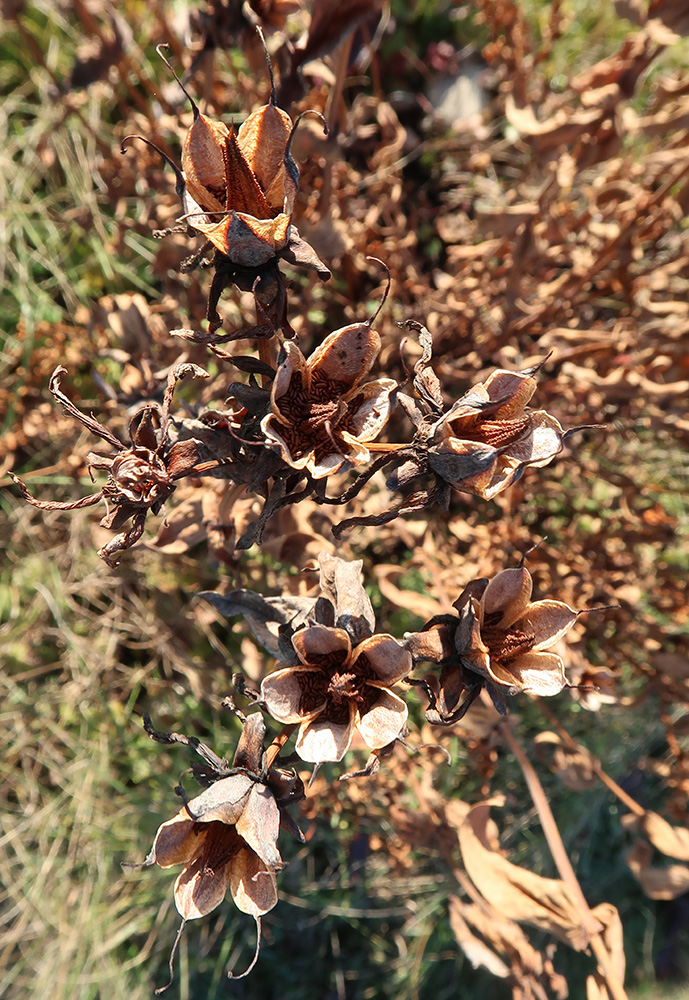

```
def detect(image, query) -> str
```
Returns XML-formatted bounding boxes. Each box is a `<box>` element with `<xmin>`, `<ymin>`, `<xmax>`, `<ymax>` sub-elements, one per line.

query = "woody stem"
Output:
<box><xmin>258</xmin><ymin>338</ymin><xmax>274</xmax><ymax>389</ymax></box>
<box><xmin>264</xmin><ymin>724</ymin><xmax>297</xmax><ymax>769</ymax></box>
<box><xmin>536</xmin><ymin>698</ymin><xmax>645</xmax><ymax>817</ymax></box>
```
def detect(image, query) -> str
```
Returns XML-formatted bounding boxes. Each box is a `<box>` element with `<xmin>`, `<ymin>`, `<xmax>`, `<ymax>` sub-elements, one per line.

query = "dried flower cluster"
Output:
<box><xmin>11</xmin><ymin>13</ymin><xmax>636</xmax><ymax>997</ymax></box>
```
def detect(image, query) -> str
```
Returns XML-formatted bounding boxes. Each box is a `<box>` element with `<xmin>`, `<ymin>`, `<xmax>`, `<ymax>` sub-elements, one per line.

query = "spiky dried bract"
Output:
<box><xmin>430</xmin><ymin>367</ymin><xmax>566</xmax><ymax>499</ymax></box>
<box><xmin>261</xmin><ymin>622</ymin><xmax>412</xmax><ymax>762</ymax></box>
<box><xmin>10</xmin><ymin>365</ymin><xmax>208</xmax><ymax>567</ymax></box>
<box><xmin>261</xmin><ymin>323</ymin><xmax>396</xmax><ymax>479</ymax></box>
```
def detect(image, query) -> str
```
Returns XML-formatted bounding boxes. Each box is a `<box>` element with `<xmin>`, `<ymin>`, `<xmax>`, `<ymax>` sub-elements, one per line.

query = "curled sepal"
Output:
<box><xmin>154</xmin><ymin>918</ymin><xmax>187</xmax><ymax>995</ymax></box>
<box><xmin>8</xmin><ymin>474</ymin><xmax>103</xmax><ymax>512</ymax></box>
<box><xmin>228</xmin><ymin>916</ymin><xmax>263</xmax><ymax>981</ymax></box>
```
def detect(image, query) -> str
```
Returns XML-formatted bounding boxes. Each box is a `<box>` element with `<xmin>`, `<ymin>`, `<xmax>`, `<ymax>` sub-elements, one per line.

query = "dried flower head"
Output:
<box><xmin>261</xmin><ymin>622</ymin><xmax>412</xmax><ymax>762</ymax></box>
<box><xmin>340</xmin><ymin>325</ymin><xmax>586</xmax><ymax>537</ymax></box>
<box><xmin>261</xmin><ymin>319</ymin><xmax>396</xmax><ymax>479</ymax></box>
<box><xmin>139</xmin><ymin>713</ymin><xmax>303</xmax><ymax>989</ymax></box>
<box><xmin>406</xmin><ymin>562</ymin><xmax>585</xmax><ymax>723</ymax></box>
<box><xmin>429</xmin><ymin>365</ymin><xmax>567</xmax><ymax>500</ymax></box>
<box><xmin>456</xmin><ymin>565</ymin><xmax>578</xmax><ymax>695</ymax></box>
<box><xmin>148</xmin><ymin>772</ymin><xmax>280</xmax><ymax>921</ymax></box>
<box><xmin>212</xmin><ymin>552</ymin><xmax>412</xmax><ymax>765</ymax></box>
<box><xmin>122</xmin><ymin>37</ymin><xmax>329</xmax><ymax>332</ymax></box>
<box><xmin>10</xmin><ymin>365</ymin><xmax>209</xmax><ymax>566</ymax></box>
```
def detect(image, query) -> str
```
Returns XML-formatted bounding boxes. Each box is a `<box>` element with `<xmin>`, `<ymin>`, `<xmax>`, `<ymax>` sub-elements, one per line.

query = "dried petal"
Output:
<box><xmin>189</xmin><ymin>211</ymin><xmax>291</xmax><ymax>267</ymax></box>
<box><xmin>346</xmin><ymin>378</ymin><xmax>397</xmax><ymax>441</ymax></box>
<box><xmin>353</xmin><ymin>633</ymin><xmax>412</xmax><ymax>685</ymax></box>
<box><xmin>153</xmin><ymin>818</ymin><xmax>206</xmax><ymax>868</ymax></box>
<box><xmin>261</xmin><ymin>666</ymin><xmax>324</xmax><ymax>723</ymax></box>
<box><xmin>357</xmin><ymin>689</ymin><xmax>408</xmax><ymax>748</ymax></box>
<box><xmin>517</xmin><ymin>600</ymin><xmax>578</xmax><ymax>650</ymax></box>
<box><xmin>229</xmin><ymin>847</ymin><xmax>278</xmax><ymax>916</ymax></box>
<box><xmin>185</xmin><ymin>774</ymin><xmax>255</xmax><ymax>824</ymax></box>
<box><xmin>269</xmin><ymin>340</ymin><xmax>308</xmax><ymax>423</ymax></box>
<box><xmin>236</xmin><ymin>784</ymin><xmax>282</xmax><ymax>869</ymax></box>
<box><xmin>292</xmin><ymin>624</ymin><xmax>351</xmax><ymax>667</ymax></box>
<box><xmin>504</xmin><ymin>650</ymin><xmax>568</xmax><ymax>695</ymax></box>
<box><xmin>427</xmin><ymin>438</ymin><xmax>497</xmax><ymax>490</ymax></box>
<box><xmin>237</xmin><ymin>102</ymin><xmax>292</xmax><ymax>210</ymax></box>
<box><xmin>182</xmin><ymin>112</ymin><xmax>231</xmax><ymax>209</ymax></box>
<box><xmin>308</xmin><ymin>324</ymin><xmax>381</xmax><ymax>393</ymax></box>
<box><xmin>509</xmin><ymin>410</ymin><xmax>565</xmax><ymax>466</ymax></box>
<box><xmin>482</xmin><ymin>369</ymin><xmax>538</xmax><ymax>416</ymax></box>
<box><xmin>481</xmin><ymin>566</ymin><xmax>533</xmax><ymax>628</ymax></box>
<box><xmin>173</xmin><ymin>837</ymin><xmax>234</xmax><ymax>919</ymax></box>
<box><xmin>296</xmin><ymin>712</ymin><xmax>356</xmax><ymax>762</ymax></box>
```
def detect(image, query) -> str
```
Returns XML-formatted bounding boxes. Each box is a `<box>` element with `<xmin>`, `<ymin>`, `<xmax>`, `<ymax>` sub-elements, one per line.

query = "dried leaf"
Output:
<box><xmin>458</xmin><ymin>801</ymin><xmax>591</xmax><ymax>950</ymax></box>
<box><xmin>448</xmin><ymin>896</ymin><xmax>510</xmax><ymax>978</ymax></box>
<box><xmin>625</xmin><ymin>810</ymin><xmax>689</xmax><ymax>861</ymax></box>
<box><xmin>317</xmin><ymin>552</ymin><xmax>376</xmax><ymax>643</ymax></box>
<box><xmin>199</xmin><ymin>590</ymin><xmax>317</xmax><ymax>658</ymax></box>
<box><xmin>627</xmin><ymin>840</ymin><xmax>689</xmax><ymax>899</ymax></box>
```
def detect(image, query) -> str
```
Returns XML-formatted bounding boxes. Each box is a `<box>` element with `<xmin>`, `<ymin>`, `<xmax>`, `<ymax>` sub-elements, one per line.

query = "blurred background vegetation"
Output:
<box><xmin>2</xmin><ymin>1</ymin><xmax>689</xmax><ymax>998</ymax></box>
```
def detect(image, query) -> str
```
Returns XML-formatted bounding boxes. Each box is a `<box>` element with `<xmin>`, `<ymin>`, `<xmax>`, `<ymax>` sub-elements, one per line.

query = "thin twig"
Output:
<box><xmin>536</xmin><ymin>699</ymin><xmax>645</xmax><ymax>817</ymax></box>
<box><xmin>264</xmin><ymin>724</ymin><xmax>297</xmax><ymax>770</ymax></box>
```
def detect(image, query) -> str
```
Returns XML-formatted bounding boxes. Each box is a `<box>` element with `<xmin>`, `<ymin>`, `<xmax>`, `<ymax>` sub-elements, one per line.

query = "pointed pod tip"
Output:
<box><xmin>576</xmin><ymin>604</ymin><xmax>621</xmax><ymax>617</ymax></box>
<box><xmin>255</xmin><ymin>25</ymin><xmax>276</xmax><ymax>106</ymax></box>
<box><xmin>286</xmin><ymin>110</ymin><xmax>329</xmax><ymax>160</ymax></box>
<box><xmin>364</xmin><ymin>257</ymin><xmax>391</xmax><ymax>326</ymax></box>
<box><xmin>522</xmin><ymin>351</ymin><xmax>553</xmax><ymax>377</ymax></box>
<box><xmin>564</xmin><ymin>423</ymin><xmax>607</xmax><ymax>441</ymax></box>
<box><xmin>156</xmin><ymin>42</ymin><xmax>199</xmax><ymax>118</ymax></box>
<box><xmin>518</xmin><ymin>536</ymin><xmax>547</xmax><ymax>567</ymax></box>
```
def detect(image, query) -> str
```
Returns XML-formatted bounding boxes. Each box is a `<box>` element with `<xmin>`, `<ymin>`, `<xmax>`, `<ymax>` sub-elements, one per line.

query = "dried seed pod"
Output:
<box><xmin>122</xmin><ymin>36</ymin><xmax>330</xmax><ymax>334</ymax></box>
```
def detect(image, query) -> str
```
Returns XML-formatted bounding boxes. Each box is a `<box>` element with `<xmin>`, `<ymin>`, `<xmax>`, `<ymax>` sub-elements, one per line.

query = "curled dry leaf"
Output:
<box><xmin>457</xmin><ymin>801</ymin><xmax>594</xmax><ymax>950</ymax></box>
<box><xmin>639</xmin><ymin>810</ymin><xmax>689</xmax><ymax>861</ymax></box>
<box><xmin>448</xmin><ymin>897</ymin><xmax>510</xmax><ymax>979</ymax></box>
<box><xmin>622</xmin><ymin>808</ymin><xmax>689</xmax><ymax>899</ymax></box>
<box><xmin>585</xmin><ymin>902</ymin><xmax>626</xmax><ymax>1000</ymax></box>
<box><xmin>626</xmin><ymin>840</ymin><xmax>689</xmax><ymax>900</ymax></box>
<box><xmin>448</xmin><ymin>894</ymin><xmax>569</xmax><ymax>997</ymax></box>
<box><xmin>534</xmin><ymin>731</ymin><xmax>597</xmax><ymax>791</ymax></box>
